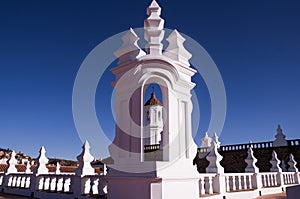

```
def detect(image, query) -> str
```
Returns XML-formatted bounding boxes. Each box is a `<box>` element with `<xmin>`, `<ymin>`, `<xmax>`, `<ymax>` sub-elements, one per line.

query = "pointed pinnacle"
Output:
<box><xmin>147</xmin><ymin>0</ymin><xmax>161</xmax><ymax>15</ymax></box>
<box><xmin>83</xmin><ymin>140</ymin><xmax>90</xmax><ymax>149</ymax></box>
<box><xmin>40</xmin><ymin>146</ymin><xmax>46</xmax><ymax>153</ymax></box>
<box><xmin>11</xmin><ymin>150</ymin><xmax>16</xmax><ymax>156</ymax></box>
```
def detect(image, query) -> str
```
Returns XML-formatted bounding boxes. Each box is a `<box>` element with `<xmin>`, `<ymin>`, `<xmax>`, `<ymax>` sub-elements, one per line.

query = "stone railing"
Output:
<box><xmin>197</xmin><ymin>147</ymin><xmax>210</xmax><ymax>154</ymax></box>
<box><xmin>36</xmin><ymin>174</ymin><xmax>73</xmax><ymax>193</ymax></box>
<box><xmin>260</xmin><ymin>172</ymin><xmax>279</xmax><ymax>187</ymax></box>
<box><xmin>144</xmin><ymin>144</ymin><xmax>160</xmax><ymax>152</ymax></box>
<box><xmin>199</xmin><ymin>171</ymin><xmax>300</xmax><ymax>198</ymax></box>
<box><xmin>208</xmin><ymin>139</ymin><xmax>300</xmax><ymax>152</ymax></box>
<box><xmin>80</xmin><ymin>175</ymin><xmax>107</xmax><ymax>196</ymax></box>
<box><xmin>224</xmin><ymin>173</ymin><xmax>254</xmax><ymax>191</ymax></box>
<box><xmin>0</xmin><ymin>142</ymin><xmax>107</xmax><ymax>199</ymax></box>
<box><xmin>0</xmin><ymin>172</ymin><xmax>107</xmax><ymax>198</ymax></box>
<box><xmin>197</xmin><ymin>143</ymin><xmax>300</xmax><ymax>198</ymax></box>
<box><xmin>1</xmin><ymin>140</ymin><xmax>300</xmax><ymax>199</ymax></box>
<box><xmin>220</xmin><ymin>141</ymin><xmax>273</xmax><ymax>152</ymax></box>
<box><xmin>282</xmin><ymin>172</ymin><xmax>297</xmax><ymax>185</ymax></box>
<box><xmin>5</xmin><ymin>173</ymin><xmax>32</xmax><ymax>189</ymax></box>
<box><xmin>199</xmin><ymin>173</ymin><xmax>216</xmax><ymax>195</ymax></box>
<box><xmin>288</xmin><ymin>139</ymin><xmax>300</xmax><ymax>147</ymax></box>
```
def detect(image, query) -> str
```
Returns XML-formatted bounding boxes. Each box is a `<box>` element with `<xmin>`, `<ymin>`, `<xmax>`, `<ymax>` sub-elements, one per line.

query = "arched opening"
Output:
<box><xmin>143</xmin><ymin>82</ymin><xmax>164</xmax><ymax>161</ymax></box>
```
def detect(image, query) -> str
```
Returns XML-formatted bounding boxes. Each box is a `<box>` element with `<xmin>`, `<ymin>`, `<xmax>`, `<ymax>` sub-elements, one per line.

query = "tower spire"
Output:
<box><xmin>144</xmin><ymin>0</ymin><xmax>165</xmax><ymax>55</ymax></box>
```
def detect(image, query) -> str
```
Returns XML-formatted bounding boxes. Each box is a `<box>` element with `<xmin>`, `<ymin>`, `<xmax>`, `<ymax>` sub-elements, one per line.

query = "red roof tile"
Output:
<box><xmin>144</xmin><ymin>92</ymin><xmax>162</xmax><ymax>106</ymax></box>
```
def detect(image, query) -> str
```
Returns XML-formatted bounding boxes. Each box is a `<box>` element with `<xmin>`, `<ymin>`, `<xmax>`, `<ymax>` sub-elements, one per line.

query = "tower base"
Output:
<box><xmin>107</xmin><ymin>176</ymin><xmax>199</xmax><ymax>199</ymax></box>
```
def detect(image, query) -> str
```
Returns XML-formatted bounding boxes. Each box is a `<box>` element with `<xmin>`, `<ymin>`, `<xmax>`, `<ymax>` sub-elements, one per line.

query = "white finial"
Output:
<box><xmin>245</xmin><ymin>146</ymin><xmax>259</xmax><ymax>173</ymax></box>
<box><xmin>76</xmin><ymin>140</ymin><xmax>95</xmax><ymax>176</ymax></box>
<box><xmin>114</xmin><ymin>28</ymin><xmax>146</xmax><ymax>64</ymax></box>
<box><xmin>288</xmin><ymin>154</ymin><xmax>298</xmax><ymax>172</ymax></box>
<box><xmin>201</xmin><ymin>132</ymin><xmax>212</xmax><ymax>148</ymax></box>
<box><xmin>277</xmin><ymin>124</ymin><xmax>283</xmax><ymax>134</ymax></box>
<box><xmin>273</xmin><ymin>124</ymin><xmax>288</xmax><ymax>147</ymax></box>
<box><xmin>5</xmin><ymin>151</ymin><xmax>18</xmax><ymax>174</ymax></box>
<box><xmin>147</xmin><ymin>0</ymin><xmax>161</xmax><ymax>16</ymax></box>
<box><xmin>83</xmin><ymin>140</ymin><xmax>90</xmax><ymax>150</ymax></box>
<box><xmin>281</xmin><ymin>160</ymin><xmax>287</xmax><ymax>172</ymax></box>
<box><xmin>206</xmin><ymin>142</ymin><xmax>224</xmax><ymax>174</ymax></box>
<box><xmin>33</xmin><ymin>146</ymin><xmax>49</xmax><ymax>175</ymax></box>
<box><xmin>270</xmin><ymin>151</ymin><xmax>282</xmax><ymax>172</ymax></box>
<box><xmin>212</xmin><ymin>132</ymin><xmax>221</xmax><ymax>148</ymax></box>
<box><xmin>25</xmin><ymin>161</ymin><xmax>31</xmax><ymax>173</ymax></box>
<box><xmin>55</xmin><ymin>162</ymin><xmax>61</xmax><ymax>174</ymax></box>
<box><xmin>163</xmin><ymin>29</ymin><xmax>192</xmax><ymax>66</ymax></box>
<box><xmin>144</xmin><ymin>0</ymin><xmax>165</xmax><ymax>55</ymax></box>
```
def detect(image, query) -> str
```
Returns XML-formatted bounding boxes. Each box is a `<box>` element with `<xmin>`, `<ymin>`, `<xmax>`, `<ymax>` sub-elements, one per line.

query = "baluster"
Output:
<box><xmin>266</xmin><ymin>175</ymin><xmax>270</xmax><ymax>187</ymax></box>
<box><xmin>287</xmin><ymin>174</ymin><xmax>291</xmax><ymax>184</ymax></box>
<box><xmin>283</xmin><ymin>174</ymin><xmax>286</xmax><ymax>184</ymax></box>
<box><xmin>232</xmin><ymin>176</ymin><xmax>236</xmax><ymax>191</ymax></box>
<box><xmin>44</xmin><ymin>177</ymin><xmax>50</xmax><ymax>190</ymax></box>
<box><xmin>64</xmin><ymin>177</ymin><xmax>71</xmax><ymax>192</ymax></box>
<box><xmin>7</xmin><ymin>176</ymin><xmax>12</xmax><ymax>187</ymax></box>
<box><xmin>237</xmin><ymin>176</ymin><xmax>242</xmax><ymax>190</ymax></box>
<box><xmin>208</xmin><ymin>177</ymin><xmax>213</xmax><ymax>194</ymax></box>
<box><xmin>16</xmin><ymin>176</ymin><xmax>21</xmax><ymax>187</ymax></box>
<box><xmin>285</xmin><ymin>174</ymin><xmax>288</xmax><ymax>184</ymax></box>
<box><xmin>50</xmin><ymin>177</ymin><xmax>57</xmax><ymax>191</ymax></box>
<box><xmin>199</xmin><ymin>177</ymin><xmax>205</xmax><ymax>195</ymax></box>
<box><xmin>225</xmin><ymin>176</ymin><xmax>230</xmax><ymax>192</ymax></box>
<box><xmin>289</xmin><ymin>174</ymin><xmax>293</xmax><ymax>184</ymax></box>
<box><xmin>20</xmin><ymin>176</ymin><xmax>26</xmax><ymax>188</ymax></box>
<box><xmin>83</xmin><ymin>178</ymin><xmax>91</xmax><ymax>194</ymax></box>
<box><xmin>243</xmin><ymin>175</ymin><xmax>247</xmax><ymax>189</ymax></box>
<box><xmin>269</xmin><ymin>174</ymin><xmax>274</xmax><ymax>186</ymax></box>
<box><xmin>38</xmin><ymin>177</ymin><xmax>44</xmax><ymax>190</ymax></box>
<box><xmin>57</xmin><ymin>177</ymin><xmax>63</xmax><ymax>192</ymax></box>
<box><xmin>261</xmin><ymin>175</ymin><xmax>265</xmax><ymax>187</ymax></box>
<box><xmin>292</xmin><ymin>174</ymin><xmax>295</xmax><ymax>183</ymax></box>
<box><xmin>290</xmin><ymin>174</ymin><xmax>294</xmax><ymax>184</ymax></box>
<box><xmin>270</xmin><ymin>174</ymin><xmax>273</xmax><ymax>186</ymax></box>
<box><xmin>273</xmin><ymin>174</ymin><xmax>277</xmax><ymax>186</ymax></box>
<box><xmin>248</xmin><ymin>175</ymin><xmax>252</xmax><ymax>189</ymax></box>
<box><xmin>25</xmin><ymin>176</ymin><xmax>30</xmax><ymax>188</ymax></box>
<box><xmin>12</xmin><ymin>176</ymin><xmax>17</xmax><ymax>187</ymax></box>
<box><xmin>92</xmin><ymin>178</ymin><xmax>99</xmax><ymax>195</ymax></box>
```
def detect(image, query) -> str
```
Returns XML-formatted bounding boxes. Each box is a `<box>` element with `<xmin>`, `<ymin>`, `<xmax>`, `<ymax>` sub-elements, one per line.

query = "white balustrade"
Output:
<box><xmin>260</xmin><ymin>172</ymin><xmax>279</xmax><ymax>187</ymax></box>
<box><xmin>81</xmin><ymin>175</ymin><xmax>107</xmax><ymax>196</ymax></box>
<box><xmin>199</xmin><ymin>174</ymin><xmax>216</xmax><ymax>195</ymax></box>
<box><xmin>224</xmin><ymin>173</ymin><xmax>253</xmax><ymax>192</ymax></box>
<box><xmin>37</xmin><ymin>174</ymin><xmax>73</xmax><ymax>193</ymax></box>
<box><xmin>4</xmin><ymin>174</ymin><xmax>32</xmax><ymax>189</ymax></box>
<box><xmin>283</xmin><ymin>172</ymin><xmax>296</xmax><ymax>185</ymax></box>
<box><xmin>0</xmin><ymin>141</ymin><xmax>298</xmax><ymax>199</ymax></box>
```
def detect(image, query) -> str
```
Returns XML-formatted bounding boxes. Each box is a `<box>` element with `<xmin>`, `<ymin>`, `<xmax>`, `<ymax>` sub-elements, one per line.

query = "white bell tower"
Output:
<box><xmin>107</xmin><ymin>1</ymin><xmax>200</xmax><ymax>199</ymax></box>
<box><xmin>144</xmin><ymin>90</ymin><xmax>163</xmax><ymax>146</ymax></box>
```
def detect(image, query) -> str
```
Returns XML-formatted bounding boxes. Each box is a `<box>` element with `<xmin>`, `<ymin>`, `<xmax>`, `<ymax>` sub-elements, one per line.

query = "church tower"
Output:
<box><xmin>107</xmin><ymin>1</ymin><xmax>200</xmax><ymax>199</ymax></box>
<box><xmin>144</xmin><ymin>90</ymin><xmax>163</xmax><ymax>146</ymax></box>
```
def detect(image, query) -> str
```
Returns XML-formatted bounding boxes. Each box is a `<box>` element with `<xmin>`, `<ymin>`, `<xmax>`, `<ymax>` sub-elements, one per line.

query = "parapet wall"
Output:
<box><xmin>194</xmin><ymin>139</ymin><xmax>300</xmax><ymax>173</ymax></box>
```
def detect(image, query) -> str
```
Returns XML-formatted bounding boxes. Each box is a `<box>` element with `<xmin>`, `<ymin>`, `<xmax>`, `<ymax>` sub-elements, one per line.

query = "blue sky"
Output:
<box><xmin>0</xmin><ymin>0</ymin><xmax>299</xmax><ymax>160</ymax></box>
